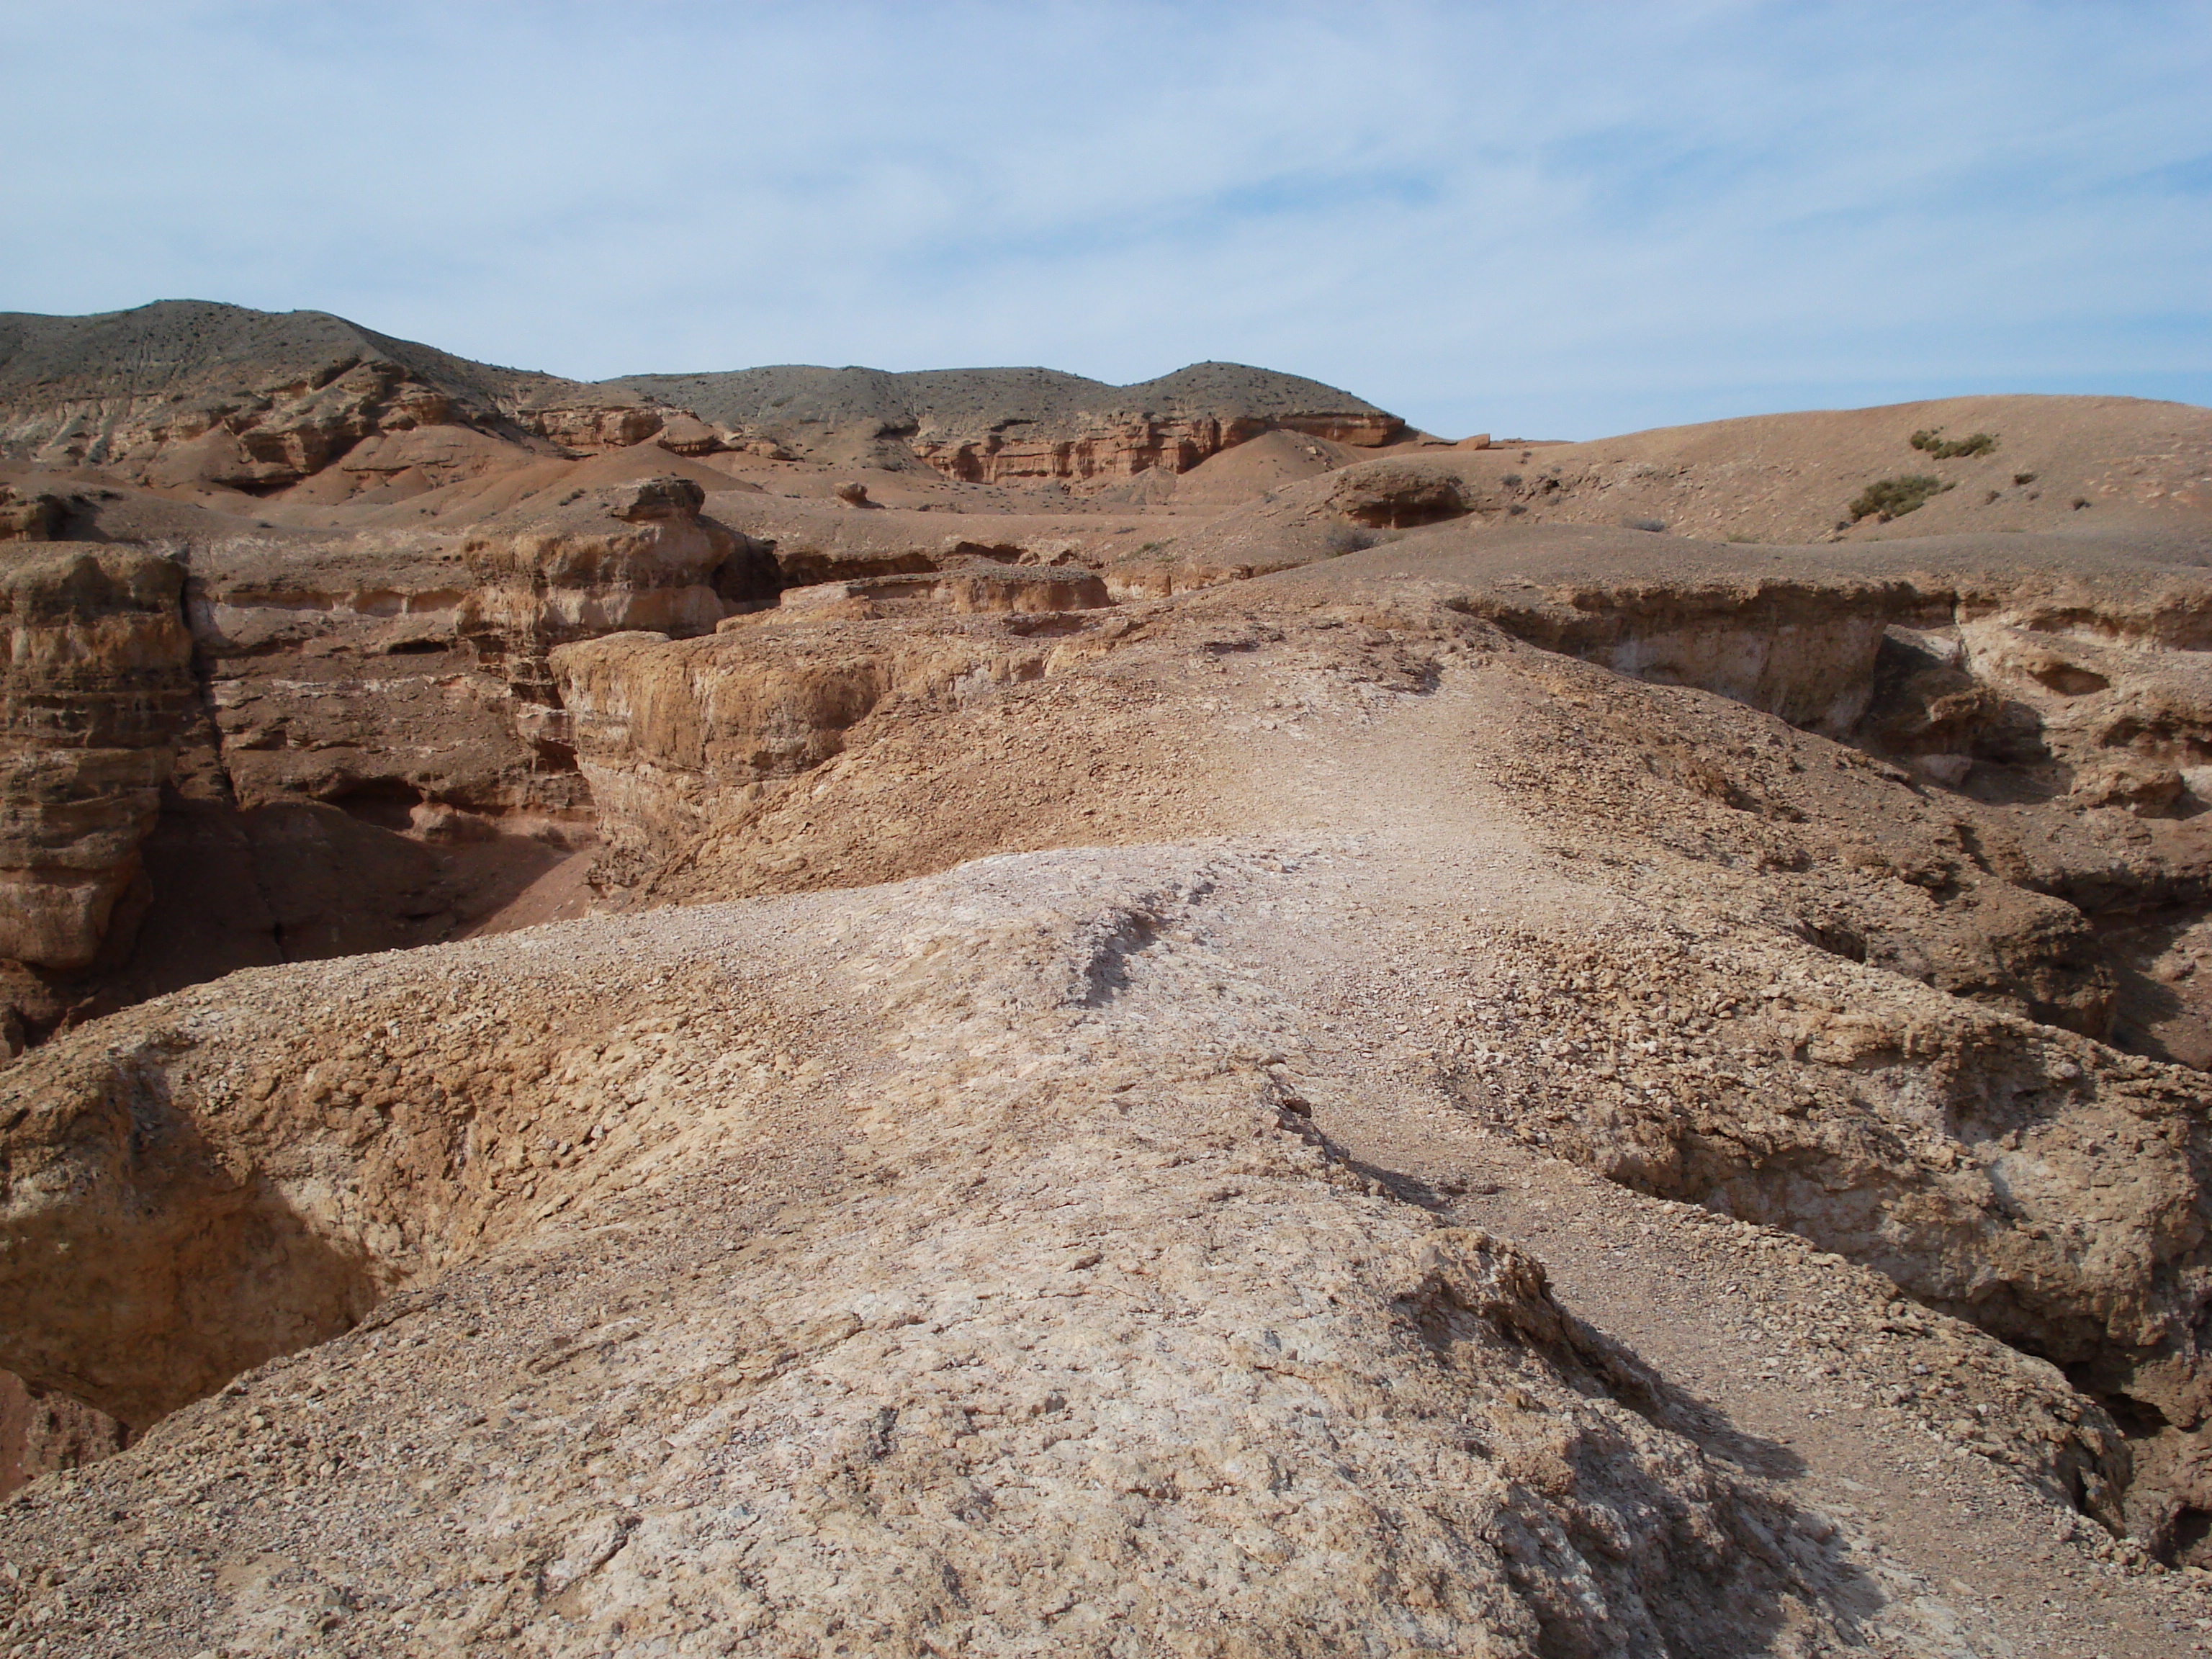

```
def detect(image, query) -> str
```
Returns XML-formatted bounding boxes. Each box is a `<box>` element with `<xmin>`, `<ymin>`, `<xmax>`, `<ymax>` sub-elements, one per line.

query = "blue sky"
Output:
<box><xmin>2</xmin><ymin>0</ymin><xmax>2206</xmax><ymax>439</ymax></box>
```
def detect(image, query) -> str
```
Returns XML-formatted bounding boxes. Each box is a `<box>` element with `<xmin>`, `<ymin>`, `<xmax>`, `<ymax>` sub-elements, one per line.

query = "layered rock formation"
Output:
<box><xmin>531</xmin><ymin>525</ymin><xmax>2212</xmax><ymax>1566</ymax></box>
<box><xmin>1</xmin><ymin>305</ymin><xmax>1412</xmax><ymax>509</ymax></box>
<box><xmin>9</xmin><ymin>531</ymin><xmax>2212</xmax><ymax>1644</ymax></box>
<box><xmin>457</xmin><ymin>475</ymin><xmax>779</xmax><ymax>734</ymax></box>
<box><xmin>0</xmin><ymin>302</ymin><xmax>696</xmax><ymax>500</ymax></box>
<box><xmin>604</xmin><ymin>359</ymin><xmax>1406</xmax><ymax>484</ymax></box>
<box><xmin>0</xmin><ymin>544</ymin><xmax>193</xmax><ymax>1040</ymax></box>
<box><xmin>0</xmin><ymin>474</ymin><xmax>783</xmax><ymax>1038</ymax></box>
<box><xmin>552</xmin><ymin>571</ymin><xmax>1118</xmax><ymax>890</ymax></box>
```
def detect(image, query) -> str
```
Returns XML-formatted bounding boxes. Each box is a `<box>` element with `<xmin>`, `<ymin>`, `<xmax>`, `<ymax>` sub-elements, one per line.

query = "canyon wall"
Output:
<box><xmin>0</xmin><ymin>476</ymin><xmax>783</xmax><ymax>1044</ymax></box>
<box><xmin>0</xmin><ymin>544</ymin><xmax>193</xmax><ymax>1044</ymax></box>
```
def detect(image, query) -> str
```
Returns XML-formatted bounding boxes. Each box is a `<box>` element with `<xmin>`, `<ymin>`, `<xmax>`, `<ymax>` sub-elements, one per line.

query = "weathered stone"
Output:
<box><xmin>0</xmin><ymin>544</ymin><xmax>192</xmax><ymax>974</ymax></box>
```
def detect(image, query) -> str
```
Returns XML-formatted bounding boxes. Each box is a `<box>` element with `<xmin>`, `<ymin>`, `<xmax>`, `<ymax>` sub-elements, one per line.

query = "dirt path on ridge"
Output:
<box><xmin>1190</xmin><ymin>652</ymin><xmax>2212</xmax><ymax>1656</ymax></box>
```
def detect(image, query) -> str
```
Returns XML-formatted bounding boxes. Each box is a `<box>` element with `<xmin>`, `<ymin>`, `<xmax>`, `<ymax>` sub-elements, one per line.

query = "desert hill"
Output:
<box><xmin>1131</xmin><ymin>392</ymin><xmax>2212</xmax><ymax>591</ymax></box>
<box><xmin>0</xmin><ymin>300</ymin><xmax>563</xmax><ymax>421</ymax></box>
<box><xmin>0</xmin><ymin>300</ymin><xmax>595</xmax><ymax>493</ymax></box>
<box><xmin>4</xmin><ymin>307</ymin><xmax>2212</xmax><ymax>1651</ymax></box>
<box><xmin>0</xmin><ymin>302</ymin><xmax>1405</xmax><ymax>502</ymax></box>
<box><xmin>603</xmin><ymin>359</ymin><xmax>1405</xmax><ymax>477</ymax></box>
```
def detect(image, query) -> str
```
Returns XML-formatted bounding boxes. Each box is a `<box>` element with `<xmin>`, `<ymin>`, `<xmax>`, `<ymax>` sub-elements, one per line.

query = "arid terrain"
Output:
<box><xmin>4</xmin><ymin>300</ymin><xmax>2212</xmax><ymax>1655</ymax></box>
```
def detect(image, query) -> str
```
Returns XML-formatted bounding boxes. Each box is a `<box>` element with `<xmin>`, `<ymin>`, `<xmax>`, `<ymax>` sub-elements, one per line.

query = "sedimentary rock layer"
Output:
<box><xmin>603</xmin><ymin>359</ymin><xmax>1406</xmax><ymax>482</ymax></box>
<box><xmin>0</xmin><ymin>544</ymin><xmax>192</xmax><ymax>984</ymax></box>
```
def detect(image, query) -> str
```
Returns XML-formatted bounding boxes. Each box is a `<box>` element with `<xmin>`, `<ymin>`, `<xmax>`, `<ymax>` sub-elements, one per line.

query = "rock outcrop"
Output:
<box><xmin>0</xmin><ymin>1371</ymin><xmax>124</xmax><ymax>1497</ymax></box>
<box><xmin>457</xmin><ymin>475</ymin><xmax>778</xmax><ymax>737</ymax></box>
<box><xmin>0</xmin><ymin>302</ymin><xmax>706</xmax><ymax>501</ymax></box>
<box><xmin>2</xmin><ymin>305</ymin><xmax>1411</xmax><ymax>509</ymax></box>
<box><xmin>97</xmin><ymin>476</ymin><xmax>780</xmax><ymax>1011</ymax></box>
<box><xmin>0</xmin><ymin>482</ymin><xmax>69</xmax><ymax>541</ymax></box>
<box><xmin>536</xmin><ymin>526</ymin><xmax>2212</xmax><ymax>1563</ymax></box>
<box><xmin>552</xmin><ymin>598</ymin><xmax>1114</xmax><ymax>891</ymax></box>
<box><xmin>603</xmin><ymin>359</ymin><xmax>1406</xmax><ymax>485</ymax></box>
<box><xmin>0</xmin><ymin>474</ymin><xmax>786</xmax><ymax>1033</ymax></box>
<box><xmin>14</xmin><ymin>313</ymin><xmax>2212</xmax><ymax>1646</ymax></box>
<box><xmin>0</xmin><ymin>544</ymin><xmax>193</xmax><ymax>1038</ymax></box>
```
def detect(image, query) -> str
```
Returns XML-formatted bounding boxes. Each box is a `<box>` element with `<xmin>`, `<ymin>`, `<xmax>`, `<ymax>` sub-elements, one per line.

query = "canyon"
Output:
<box><xmin>3</xmin><ymin>300</ymin><xmax>2212</xmax><ymax>1654</ymax></box>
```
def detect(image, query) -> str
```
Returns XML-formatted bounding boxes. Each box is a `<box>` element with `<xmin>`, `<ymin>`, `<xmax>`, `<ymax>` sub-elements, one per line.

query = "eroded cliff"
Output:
<box><xmin>0</xmin><ymin>544</ymin><xmax>193</xmax><ymax>1042</ymax></box>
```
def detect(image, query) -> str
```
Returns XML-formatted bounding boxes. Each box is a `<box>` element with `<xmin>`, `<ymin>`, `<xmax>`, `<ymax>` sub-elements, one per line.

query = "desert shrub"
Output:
<box><xmin>1623</xmin><ymin>516</ymin><xmax>1666</xmax><ymax>533</ymax></box>
<box><xmin>1848</xmin><ymin>475</ymin><xmax>1951</xmax><ymax>521</ymax></box>
<box><xmin>1323</xmin><ymin>523</ymin><xmax>1384</xmax><ymax>556</ymax></box>
<box><xmin>1500</xmin><ymin>473</ymin><xmax>1524</xmax><ymax>487</ymax></box>
<box><xmin>2013</xmin><ymin>471</ymin><xmax>2038</xmax><ymax>485</ymax></box>
<box><xmin>1909</xmin><ymin>428</ymin><xmax>1997</xmax><ymax>459</ymax></box>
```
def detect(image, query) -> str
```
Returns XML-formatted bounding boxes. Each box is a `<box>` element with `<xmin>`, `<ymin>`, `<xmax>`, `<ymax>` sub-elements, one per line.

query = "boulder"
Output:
<box><xmin>1327</xmin><ymin>460</ymin><xmax>1477</xmax><ymax>529</ymax></box>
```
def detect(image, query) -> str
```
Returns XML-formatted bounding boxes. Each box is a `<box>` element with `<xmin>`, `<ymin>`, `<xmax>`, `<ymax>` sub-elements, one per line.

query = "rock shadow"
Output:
<box><xmin>0</xmin><ymin>1033</ymin><xmax>381</xmax><ymax>1431</ymax></box>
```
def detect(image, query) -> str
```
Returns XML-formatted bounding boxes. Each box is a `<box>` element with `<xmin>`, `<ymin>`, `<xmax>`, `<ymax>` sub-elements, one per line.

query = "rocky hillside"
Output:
<box><xmin>0</xmin><ymin>301</ymin><xmax>623</xmax><ymax>495</ymax></box>
<box><xmin>4</xmin><ymin>322</ymin><xmax>2212</xmax><ymax>1650</ymax></box>
<box><xmin>0</xmin><ymin>302</ymin><xmax>1406</xmax><ymax>500</ymax></box>
<box><xmin>604</xmin><ymin>359</ymin><xmax>1406</xmax><ymax>480</ymax></box>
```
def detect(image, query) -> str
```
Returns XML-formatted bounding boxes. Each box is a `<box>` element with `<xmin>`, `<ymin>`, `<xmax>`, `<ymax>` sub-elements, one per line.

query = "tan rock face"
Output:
<box><xmin>553</xmin><ymin>607</ymin><xmax>1104</xmax><ymax>889</ymax></box>
<box><xmin>0</xmin><ymin>1370</ymin><xmax>124</xmax><ymax>1496</ymax></box>
<box><xmin>0</xmin><ymin>475</ymin><xmax>791</xmax><ymax>1038</ymax></box>
<box><xmin>99</xmin><ymin>485</ymin><xmax>781</xmax><ymax>1010</ymax></box>
<box><xmin>0</xmin><ymin>483</ymin><xmax>67</xmax><ymax>541</ymax></box>
<box><xmin>513</xmin><ymin>400</ymin><xmax>711</xmax><ymax>457</ymax></box>
<box><xmin>1435</xmin><ymin>920</ymin><xmax>2212</xmax><ymax>1419</ymax></box>
<box><xmin>765</xmin><ymin>560</ymin><xmax>1114</xmax><ymax>621</ymax></box>
<box><xmin>130</xmin><ymin>358</ymin><xmax>482</xmax><ymax>493</ymax></box>
<box><xmin>1326</xmin><ymin>458</ymin><xmax>1480</xmax><ymax>528</ymax></box>
<box><xmin>185</xmin><ymin>535</ymin><xmax>541</xmax><ymax>810</ymax></box>
<box><xmin>1467</xmin><ymin>574</ymin><xmax>1913</xmax><ymax>737</ymax></box>
<box><xmin>22</xmin><ymin>310</ymin><xmax>2212</xmax><ymax>1637</ymax></box>
<box><xmin>459</xmin><ymin>476</ymin><xmax>778</xmax><ymax>736</ymax></box>
<box><xmin>914</xmin><ymin>410</ymin><xmax>1400</xmax><ymax>487</ymax></box>
<box><xmin>538</xmin><ymin>552</ymin><xmax>2212</xmax><ymax>1475</ymax></box>
<box><xmin>0</xmin><ymin>544</ymin><xmax>192</xmax><ymax>974</ymax></box>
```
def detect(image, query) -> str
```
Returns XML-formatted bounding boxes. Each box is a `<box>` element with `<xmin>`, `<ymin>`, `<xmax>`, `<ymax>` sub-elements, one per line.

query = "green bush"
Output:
<box><xmin>1848</xmin><ymin>475</ymin><xmax>1952</xmax><ymax>521</ymax></box>
<box><xmin>1909</xmin><ymin>427</ymin><xmax>1997</xmax><ymax>459</ymax></box>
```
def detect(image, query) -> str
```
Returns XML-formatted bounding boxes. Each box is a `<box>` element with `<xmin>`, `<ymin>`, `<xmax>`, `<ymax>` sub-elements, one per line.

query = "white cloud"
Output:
<box><xmin>1</xmin><ymin>0</ymin><xmax>2205</xmax><ymax>436</ymax></box>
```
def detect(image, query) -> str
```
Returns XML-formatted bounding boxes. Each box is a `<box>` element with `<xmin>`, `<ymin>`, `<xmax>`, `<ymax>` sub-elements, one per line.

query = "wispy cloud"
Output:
<box><xmin>1</xmin><ymin>0</ymin><xmax>2205</xmax><ymax>437</ymax></box>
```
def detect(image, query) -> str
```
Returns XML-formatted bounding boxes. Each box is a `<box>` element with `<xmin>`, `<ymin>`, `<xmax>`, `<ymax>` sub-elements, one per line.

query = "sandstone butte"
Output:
<box><xmin>1</xmin><ymin>303</ymin><xmax>2212</xmax><ymax>1655</ymax></box>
